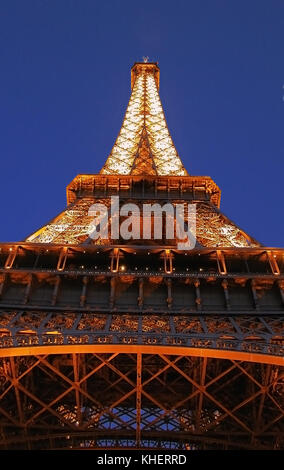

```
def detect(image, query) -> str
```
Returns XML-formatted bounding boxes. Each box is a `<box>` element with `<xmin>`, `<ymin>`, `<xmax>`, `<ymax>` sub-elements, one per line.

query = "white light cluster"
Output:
<box><xmin>101</xmin><ymin>67</ymin><xmax>187</xmax><ymax>176</ymax></box>
<box><xmin>144</xmin><ymin>73</ymin><xmax>187</xmax><ymax>175</ymax></box>
<box><xmin>101</xmin><ymin>74</ymin><xmax>144</xmax><ymax>174</ymax></box>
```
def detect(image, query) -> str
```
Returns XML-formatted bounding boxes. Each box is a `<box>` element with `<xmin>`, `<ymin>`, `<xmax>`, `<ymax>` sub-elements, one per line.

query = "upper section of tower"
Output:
<box><xmin>100</xmin><ymin>62</ymin><xmax>188</xmax><ymax>177</ymax></box>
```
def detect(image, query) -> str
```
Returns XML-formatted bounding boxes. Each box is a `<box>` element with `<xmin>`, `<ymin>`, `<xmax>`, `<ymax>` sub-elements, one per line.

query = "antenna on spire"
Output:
<box><xmin>142</xmin><ymin>56</ymin><xmax>149</xmax><ymax>63</ymax></box>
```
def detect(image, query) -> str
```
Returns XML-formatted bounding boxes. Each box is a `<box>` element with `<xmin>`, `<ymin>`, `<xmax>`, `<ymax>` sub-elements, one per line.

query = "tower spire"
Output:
<box><xmin>100</xmin><ymin>62</ymin><xmax>188</xmax><ymax>176</ymax></box>
<box><xmin>25</xmin><ymin>61</ymin><xmax>259</xmax><ymax>249</ymax></box>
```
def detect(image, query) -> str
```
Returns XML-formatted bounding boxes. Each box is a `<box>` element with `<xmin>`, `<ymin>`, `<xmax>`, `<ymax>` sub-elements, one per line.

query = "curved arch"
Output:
<box><xmin>0</xmin><ymin>344</ymin><xmax>283</xmax><ymax>365</ymax></box>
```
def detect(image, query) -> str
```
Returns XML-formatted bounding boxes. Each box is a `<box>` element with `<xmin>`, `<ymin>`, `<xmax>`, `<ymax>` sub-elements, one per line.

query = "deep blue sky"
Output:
<box><xmin>0</xmin><ymin>1</ymin><xmax>283</xmax><ymax>246</ymax></box>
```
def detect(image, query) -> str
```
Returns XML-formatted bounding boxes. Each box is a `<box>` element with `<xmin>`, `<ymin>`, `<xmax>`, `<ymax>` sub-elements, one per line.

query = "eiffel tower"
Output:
<box><xmin>0</xmin><ymin>61</ymin><xmax>283</xmax><ymax>450</ymax></box>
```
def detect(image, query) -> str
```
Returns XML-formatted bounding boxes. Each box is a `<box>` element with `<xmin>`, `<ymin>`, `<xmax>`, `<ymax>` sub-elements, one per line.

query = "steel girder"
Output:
<box><xmin>0</xmin><ymin>352</ymin><xmax>283</xmax><ymax>450</ymax></box>
<box><xmin>0</xmin><ymin>312</ymin><xmax>284</xmax><ymax>362</ymax></box>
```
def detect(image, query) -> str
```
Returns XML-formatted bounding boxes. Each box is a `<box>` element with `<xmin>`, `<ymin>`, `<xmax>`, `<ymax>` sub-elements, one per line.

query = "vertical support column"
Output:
<box><xmin>138</xmin><ymin>278</ymin><xmax>144</xmax><ymax>309</ymax></box>
<box><xmin>196</xmin><ymin>357</ymin><xmax>207</xmax><ymax>432</ymax></box>
<box><xmin>51</xmin><ymin>275</ymin><xmax>61</xmax><ymax>306</ymax></box>
<box><xmin>222</xmin><ymin>279</ymin><xmax>231</xmax><ymax>310</ymax></box>
<box><xmin>194</xmin><ymin>279</ymin><xmax>202</xmax><ymax>311</ymax></box>
<box><xmin>136</xmin><ymin>353</ymin><xmax>142</xmax><ymax>448</ymax></box>
<box><xmin>72</xmin><ymin>353</ymin><xmax>82</xmax><ymax>426</ymax></box>
<box><xmin>0</xmin><ymin>273</ymin><xmax>7</xmax><ymax>300</ymax></box>
<box><xmin>80</xmin><ymin>276</ymin><xmax>88</xmax><ymax>307</ymax></box>
<box><xmin>23</xmin><ymin>274</ymin><xmax>33</xmax><ymax>305</ymax></box>
<box><xmin>166</xmin><ymin>278</ymin><xmax>172</xmax><ymax>309</ymax></box>
<box><xmin>110</xmin><ymin>277</ymin><xmax>116</xmax><ymax>309</ymax></box>
<box><xmin>34</xmin><ymin>252</ymin><xmax>40</xmax><ymax>269</ymax></box>
<box><xmin>250</xmin><ymin>279</ymin><xmax>259</xmax><ymax>310</ymax></box>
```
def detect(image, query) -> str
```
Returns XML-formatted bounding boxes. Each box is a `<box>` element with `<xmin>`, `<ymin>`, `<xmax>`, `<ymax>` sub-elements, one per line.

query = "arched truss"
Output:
<box><xmin>1</xmin><ymin>312</ymin><xmax>284</xmax><ymax>361</ymax></box>
<box><xmin>0</xmin><ymin>345</ymin><xmax>283</xmax><ymax>450</ymax></box>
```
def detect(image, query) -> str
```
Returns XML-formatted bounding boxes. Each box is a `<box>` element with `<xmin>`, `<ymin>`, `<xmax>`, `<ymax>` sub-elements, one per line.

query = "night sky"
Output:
<box><xmin>0</xmin><ymin>1</ymin><xmax>283</xmax><ymax>246</ymax></box>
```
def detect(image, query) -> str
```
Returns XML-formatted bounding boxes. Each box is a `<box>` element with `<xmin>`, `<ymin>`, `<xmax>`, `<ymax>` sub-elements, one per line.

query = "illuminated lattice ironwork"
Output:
<box><xmin>25</xmin><ymin>199</ymin><xmax>259</xmax><ymax>248</ymax></box>
<box><xmin>195</xmin><ymin>203</ymin><xmax>259</xmax><ymax>247</ymax></box>
<box><xmin>0</xmin><ymin>61</ymin><xmax>282</xmax><ymax>450</ymax></box>
<box><xmin>26</xmin><ymin>198</ymin><xmax>112</xmax><ymax>245</ymax></box>
<box><xmin>100</xmin><ymin>63</ymin><xmax>187</xmax><ymax>176</ymax></box>
<box><xmin>1</xmin><ymin>311</ymin><xmax>284</xmax><ymax>358</ymax></box>
<box><xmin>26</xmin><ymin>199</ymin><xmax>95</xmax><ymax>244</ymax></box>
<box><xmin>0</xmin><ymin>353</ymin><xmax>283</xmax><ymax>450</ymax></box>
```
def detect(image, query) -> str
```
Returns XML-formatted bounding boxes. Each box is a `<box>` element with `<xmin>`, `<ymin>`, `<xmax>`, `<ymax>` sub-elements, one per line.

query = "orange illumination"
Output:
<box><xmin>100</xmin><ymin>63</ymin><xmax>187</xmax><ymax>176</ymax></box>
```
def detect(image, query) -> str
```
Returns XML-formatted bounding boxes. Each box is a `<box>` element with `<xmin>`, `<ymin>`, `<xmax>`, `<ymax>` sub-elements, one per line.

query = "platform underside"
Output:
<box><xmin>0</xmin><ymin>350</ymin><xmax>283</xmax><ymax>450</ymax></box>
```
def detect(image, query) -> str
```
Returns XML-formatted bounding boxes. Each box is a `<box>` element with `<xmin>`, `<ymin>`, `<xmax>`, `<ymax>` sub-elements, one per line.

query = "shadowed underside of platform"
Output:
<box><xmin>0</xmin><ymin>244</ymin><xmax>284</xmax><ymax>449</ymax></box>
<box><xmin>0</xmin><ymin>352</ymin><xmax>283</xmax><ymax>450</ymax></box>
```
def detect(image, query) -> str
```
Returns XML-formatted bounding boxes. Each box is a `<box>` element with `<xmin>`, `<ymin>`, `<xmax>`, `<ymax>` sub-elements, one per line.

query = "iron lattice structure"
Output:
<box><xmin>100</xmin><ymin>62</ymin><xmax>187</xmax><ymax>176</ymax></box>
<box><xmin>0</xmin><ymin>62</ymin><xmax>283</xmax><ymax>450</ymax></box>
